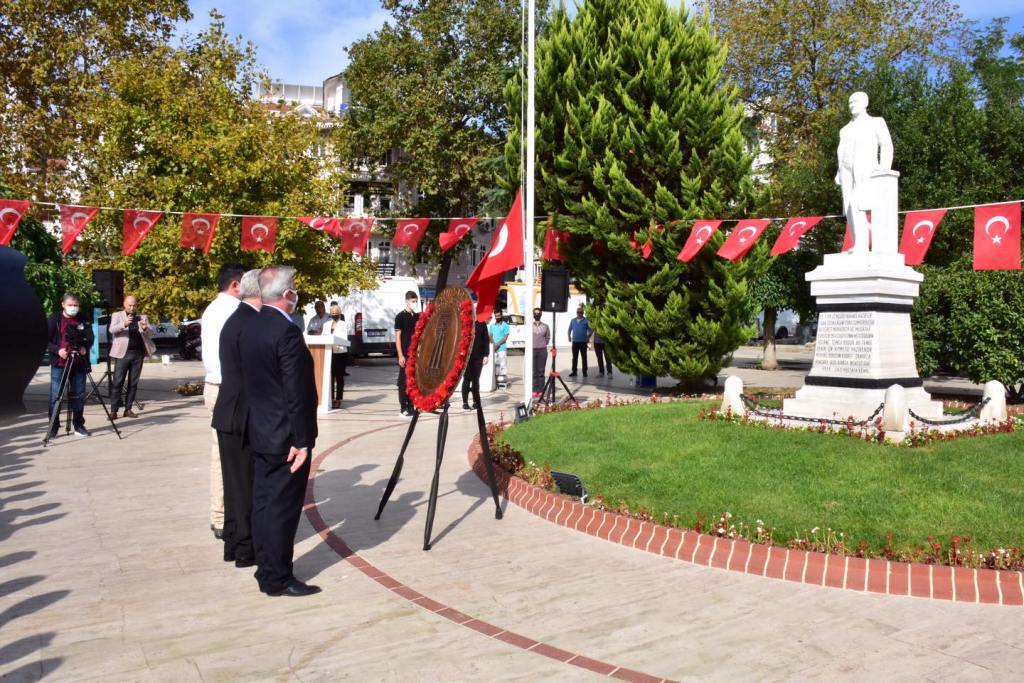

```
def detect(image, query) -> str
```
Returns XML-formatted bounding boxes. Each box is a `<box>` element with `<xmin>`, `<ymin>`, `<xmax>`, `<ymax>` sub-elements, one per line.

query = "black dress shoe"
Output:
<box><xmin>235</xmin><ymin>557</ymin><xmax>256</xmax><ymax>568</ymax></box>
<box><xmin>223</xmin><ymin>546</ymin><xmax>235</xmax><ymax>562</ymax></box>
<box><xmin>266</xmin><ymin>579</ymin><xmax>321</xmax><ymax>597</ymax></box>
<box><xmin>211</xmin><ymin>524</ymin><xmax>224</xmax><ymax>540</ymax></box>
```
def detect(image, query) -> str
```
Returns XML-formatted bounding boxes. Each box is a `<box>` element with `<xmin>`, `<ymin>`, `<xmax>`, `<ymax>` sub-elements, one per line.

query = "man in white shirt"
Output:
<box><xmin>200</xmin><ymin>263</ymin><xmax>244</xmax><ymax>538</ymax></box>
<box><xmin>305</xmin><ymin>300</ymin><xmax>332</xmax><ymax>335</ymax></box>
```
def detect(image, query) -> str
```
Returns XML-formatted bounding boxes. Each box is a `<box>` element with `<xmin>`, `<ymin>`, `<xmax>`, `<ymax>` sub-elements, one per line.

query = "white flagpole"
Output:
<box><xmin>523</xmin><ymin>0</ymin><xmax>536</xmax><ymax>407</ymax></box>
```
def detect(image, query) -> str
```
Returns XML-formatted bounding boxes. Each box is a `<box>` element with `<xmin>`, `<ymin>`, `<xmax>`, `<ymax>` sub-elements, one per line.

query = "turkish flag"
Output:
<box><xmin>122</xmin><ymin>210</ymin><xmax>162</xmax><ymax>256</ymax></box>
<box><xmin>676</xmin><ymin>220</ymin><xmax>722</xmax><ymax>263</ymax></box>
<box><xmin>898</xmin><ymin>209</ymin><xmax>946</xmax><ymax>266</ymax></box>
<box><xmin>542</xmin><ymin>227</ymin><xmax>569</xmax><ymax>261</ymax></box>
<box><xmin>467</xmin><ymin>190</ymin><xmax>524</xmax><ymax>321</ymax></box>
<box><xmin>296</xmin><ymin>216</ymin><xmax>341</xmax><ymax>238</ymax></box>
<box><xmin>0</xmin><ymin>199</ymin><xmax>31</xmax><ymax>246</ymax></box>
<box><xmin>718</xmin><ymin>219</ymin><xmax>770</xmax><ymax>262</ymax></box>
<box><xmin>181</xmin><ymin>212</ymin><xmax>219</xmax><ymax>253</ymax></box>
<box><xmin>770</xmin><ymin>216</ymin><xmax>823</xmax><ymax>256</ymax></box>
<box><xmin>393</xmin><ymin>218</ymin><xmax>430</xmax><ymax>252</ymax></box>
<box><xmin>339</xmin><ymin>217</ymin><xmax>374</xmax><ymax>257</ymax></box>
<box><xmin>241</xmin><ymin>216</ymin><xmax>278</xmax><ymax>253</ymax></box>
<box><xmin>974</xmin><ymin>202</ymin><xmax>1021</xmax><ymax>271</ymax></box>
<box><xmin>440</xmin><ymin>217</ymin><xmax>477</xmax><ymax>253</ymax></box>
<box><xmin>841</xmin><ymin>211</ymin><xmax>872</xmax><ymax>251</ymax></box>
<box><xmin>59</xmin><ymin>205</ymin><xmax>100</xmax><ymax>256</ymax></box>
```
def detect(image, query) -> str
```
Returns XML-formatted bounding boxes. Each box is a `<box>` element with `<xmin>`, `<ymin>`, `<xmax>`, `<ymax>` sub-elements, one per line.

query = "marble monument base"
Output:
<box><xmin>783</xmin><ymin>251</ymin><xmax>944</xmax><ymax>421</ymax></box>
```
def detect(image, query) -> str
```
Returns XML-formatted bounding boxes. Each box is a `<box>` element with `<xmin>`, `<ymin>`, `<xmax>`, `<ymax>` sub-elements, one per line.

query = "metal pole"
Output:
<box><xmin>523</xmin><ymin>0</ymin><xmax>536</xmax><ymax>406</ymax></box>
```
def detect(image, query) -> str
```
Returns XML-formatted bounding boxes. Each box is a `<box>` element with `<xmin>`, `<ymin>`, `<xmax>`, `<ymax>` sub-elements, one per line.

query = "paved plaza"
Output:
<box><xmin>1</xmin><ymin>352</ymin><xmax>1020</xmax><ymax>681</ymax></box>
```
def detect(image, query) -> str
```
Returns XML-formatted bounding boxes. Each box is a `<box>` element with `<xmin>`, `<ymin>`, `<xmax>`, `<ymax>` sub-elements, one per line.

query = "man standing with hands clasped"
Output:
<box><xmin>241</xmin><ymin>265</ymin><xmax>320</xmax><ymax>597</ymax></box>
<box><xmin>394</xmin><ymin>290</ymin><xmax>419</xmax><ymax>418</ymax></box>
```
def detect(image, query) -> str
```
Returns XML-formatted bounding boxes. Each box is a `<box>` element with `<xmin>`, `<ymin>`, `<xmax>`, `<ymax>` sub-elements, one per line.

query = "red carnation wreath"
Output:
<box><xmin>405</xmin><ymin>296</ymin><xmax>475</xmax><ymax>413</ymax></box>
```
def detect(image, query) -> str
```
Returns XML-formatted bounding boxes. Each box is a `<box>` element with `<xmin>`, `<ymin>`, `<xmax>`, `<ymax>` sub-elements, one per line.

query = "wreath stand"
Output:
<box><xmin>374</xmin><ymin>257</ymin><xmax>504</xmax><ymax>550</ymax></box>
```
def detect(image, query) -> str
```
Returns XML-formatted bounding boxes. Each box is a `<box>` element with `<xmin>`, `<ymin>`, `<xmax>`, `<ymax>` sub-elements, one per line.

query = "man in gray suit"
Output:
<box><xmin>835</xmin><ymin>91</ymin><xmax>893</xmax><ymax>255</ymax></box>
<box><xmin>108</xmin><ymin>295</ymin><xmax>156</xmax><ymax>418</ymax></box>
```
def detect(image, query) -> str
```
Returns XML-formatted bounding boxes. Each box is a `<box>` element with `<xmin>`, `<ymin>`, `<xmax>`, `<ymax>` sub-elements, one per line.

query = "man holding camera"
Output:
<box><xmin>108</xmin><ymin>295</ymin><xmax>155</xmax><ymax>418</ymax></box>
<box><xmin>46</xmin><ymin>293</ymin><xmax>94</xmax><ymax>438</ymax></box>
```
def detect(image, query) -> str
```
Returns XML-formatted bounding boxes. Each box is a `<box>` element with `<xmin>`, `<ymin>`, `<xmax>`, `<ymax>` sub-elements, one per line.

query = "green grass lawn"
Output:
<box><xmin>500</xmin><ymin>402</ymin><xmax>1024</xmax><ymax>554</ymax></box>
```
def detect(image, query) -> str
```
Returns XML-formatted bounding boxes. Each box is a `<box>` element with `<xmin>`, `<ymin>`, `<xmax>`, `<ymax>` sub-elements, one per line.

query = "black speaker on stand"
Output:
<box><xmin>540</xmin><ymin>266</ymin><xmax>569</xmax><ymax>313</ymax></box>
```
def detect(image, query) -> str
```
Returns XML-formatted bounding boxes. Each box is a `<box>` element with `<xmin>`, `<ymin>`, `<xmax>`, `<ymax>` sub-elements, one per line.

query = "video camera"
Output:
<box><xmin>64</xmin><ymin>321</ymin><xmax>90</xmax><ymax>350</ymax></box>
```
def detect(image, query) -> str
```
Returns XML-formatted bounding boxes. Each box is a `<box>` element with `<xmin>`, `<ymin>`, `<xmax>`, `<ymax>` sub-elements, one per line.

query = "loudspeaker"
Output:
<box><xmin>540</xmin><ymin>267</ymin><xmax>569</xmax><ymax>312</ymax></box>
<box><xmin>91</xmin><ymin>269</ymin><xmax>125</xmax><ymax>309</ymax></box>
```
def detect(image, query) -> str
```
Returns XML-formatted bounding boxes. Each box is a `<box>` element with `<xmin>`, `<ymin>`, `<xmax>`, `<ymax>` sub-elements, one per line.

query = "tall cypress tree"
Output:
<box><xmin>507</xmin><ymin>0</ymin><xmax>767</xmax><ymax>384</ymax></box>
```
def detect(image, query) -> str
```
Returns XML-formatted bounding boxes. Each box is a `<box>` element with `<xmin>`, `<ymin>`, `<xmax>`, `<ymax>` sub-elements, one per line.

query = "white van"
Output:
<box><xmin>310</xmin><ymin>276</ymin><xmax>421</xmax><ymax>357</ymax></box>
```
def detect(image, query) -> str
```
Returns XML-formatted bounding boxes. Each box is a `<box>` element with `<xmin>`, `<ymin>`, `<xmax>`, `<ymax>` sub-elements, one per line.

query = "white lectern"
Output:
<box><xmin>303</xmin><ymin>333</ymin><xmax>350</xmax><ymax>414</ymax></box>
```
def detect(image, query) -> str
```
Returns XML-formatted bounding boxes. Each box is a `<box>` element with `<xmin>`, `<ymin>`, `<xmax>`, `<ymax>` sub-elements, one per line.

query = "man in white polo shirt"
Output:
<box><xmin>200</xmin><ymin>263</ymin><xmax>244</xmax><ymax>538</ymax></box>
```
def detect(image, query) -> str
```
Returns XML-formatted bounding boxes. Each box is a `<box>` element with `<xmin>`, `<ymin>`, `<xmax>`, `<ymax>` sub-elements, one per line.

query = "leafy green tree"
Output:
<box><xmin>511</xmin><ymin>0</ymin><xmax>766</xmax><ymax>384</ymax></box>
<box><xmin>340</xmin><ymin>0</ymin><xmax>541</xmax><ymax>258</ymax></box>
<box><xmin>74</xmin><ymin>18</ymin><xmax>375</xmax><ymax>321</ymax></box>
<box><xmin>0</xmin><ymin>0</ymin><xmax>191</xmax><ymax>199</ymax></box>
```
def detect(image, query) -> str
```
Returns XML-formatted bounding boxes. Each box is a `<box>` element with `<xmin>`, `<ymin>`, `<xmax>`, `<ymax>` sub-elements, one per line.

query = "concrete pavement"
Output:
<box><xmin>1</xmin><ymin>354</ymin><xmax>1020</xmax><ymax>681</ymax></box>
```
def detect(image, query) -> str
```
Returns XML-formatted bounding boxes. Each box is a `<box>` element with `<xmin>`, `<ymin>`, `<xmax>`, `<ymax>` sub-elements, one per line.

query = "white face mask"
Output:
<box><xmin>64</xmin><ymin>305</ymin><xmax>79</xmax><ymax>316</ymax></box>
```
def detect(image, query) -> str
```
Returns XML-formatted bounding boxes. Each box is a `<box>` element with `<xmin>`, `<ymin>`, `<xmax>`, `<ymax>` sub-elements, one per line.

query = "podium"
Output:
<box><xmin>304</xmin><ymin>333</ymin><xmax>350</xmax><ymax>414</ymax></box>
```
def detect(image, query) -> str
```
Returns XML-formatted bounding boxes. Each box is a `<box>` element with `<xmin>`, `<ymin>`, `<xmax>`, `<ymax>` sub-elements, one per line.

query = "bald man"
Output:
<box><xmin>108</xmin><ymin>295</ymin><xmax>156</xmax><ymax>418</ymax></box>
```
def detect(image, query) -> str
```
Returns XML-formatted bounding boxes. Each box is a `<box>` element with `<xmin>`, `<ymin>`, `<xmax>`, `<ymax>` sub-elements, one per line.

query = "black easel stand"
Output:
<box><xmin>536</xmin><ymin>311</ymin><xmax>578</xmax><ymax>406</ymax></box>
<box><xmin>43</xmin><ymin>353</ymin><xmax>123</xmax><ymax>446</ymax></box>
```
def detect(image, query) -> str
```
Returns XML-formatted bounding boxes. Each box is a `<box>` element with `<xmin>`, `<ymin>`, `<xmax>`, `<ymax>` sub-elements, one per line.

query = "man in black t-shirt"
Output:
<box><xmin>393</xmin><ymin>290</ymin><xmax>420</xmax><ymax>418</ymax></box>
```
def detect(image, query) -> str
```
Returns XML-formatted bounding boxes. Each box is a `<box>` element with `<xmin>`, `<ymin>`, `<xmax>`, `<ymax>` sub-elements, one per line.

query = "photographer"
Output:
<box><xmin>108</xmin><ymin>295</ymin><xmax>155</xmax><ymax>418</ymax></box>
<box><xmin>46</xmin><ymin>293</ymin><xmax>94</xmax><ymax>438</ymax></box>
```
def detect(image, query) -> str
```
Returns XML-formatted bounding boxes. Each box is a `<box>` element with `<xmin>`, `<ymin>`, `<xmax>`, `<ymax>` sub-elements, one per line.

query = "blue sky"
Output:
<box><xmin>176</xmin><ymin>1</ymin><xmax>1024</xmax><ymax>86</ymax></box>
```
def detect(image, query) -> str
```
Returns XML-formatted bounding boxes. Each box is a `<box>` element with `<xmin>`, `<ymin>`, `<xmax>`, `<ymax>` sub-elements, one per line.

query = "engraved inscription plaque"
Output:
<box><xmin>812</xmin><ymin>311</ymin><xmax>875</xmax><ymax>376</ymax></box>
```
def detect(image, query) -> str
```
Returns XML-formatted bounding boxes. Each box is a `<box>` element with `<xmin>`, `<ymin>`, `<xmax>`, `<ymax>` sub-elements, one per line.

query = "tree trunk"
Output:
<box><xmin>762</xmin><ymin>307</ymin><xmax>779</xmax><ymax>371</ymax></box>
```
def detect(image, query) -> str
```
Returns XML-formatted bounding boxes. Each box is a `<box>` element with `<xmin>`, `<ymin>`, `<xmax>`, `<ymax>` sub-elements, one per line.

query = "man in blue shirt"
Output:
<box><xmin>567</xmin><ymin>306</ymin><xmax>592</xmax><ymax>378</ymax></box>
<box><xmin>488</xmin><ymin>310</ymin><xmax>511</xmax><ymax>379</ymax></box>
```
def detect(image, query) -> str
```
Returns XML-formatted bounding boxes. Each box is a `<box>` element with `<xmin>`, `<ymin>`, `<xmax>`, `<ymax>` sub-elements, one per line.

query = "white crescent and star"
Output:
<box><xmin>911</xmin><ymin>219</ymin><xmax>934</xmax><ymax>245</ymax></box>
<box><xmin>133</xmin><ymin>215</ymin><xmax>154</xmax><ymax>232</ymax></box>
<box><xmin>0</xmin><ymin>207</ymin><xmax>23</xmax><ymax>227</ymax></box>
<box><xmin>453</xmin><ymin>223</ymin><xmax>471</xmax><ymax>238</ymax></box>
<box><xmin>984</xmin><ymin>215</ymin><xmax>1011</xmax><ymax>245</ymax></box>
<box><xmin>489</xmin><ymin>222</ymin><xmax>510</xmax><ymax>257</ymax></box>
<box><xmin>736</xmin><ymin>226</ymin><xmax>759</xmax><ymax>244</ymax></box>
<box><xmin>70</xmin><ymin>211</ymin><xmax>91</xmax><ymax>228</ymax></box>
<box><xmin>693</xmin><ymin>225</ymin><xmax>714</xmax><ymax>246</ymax></box>
<box><xmin>403</xmin><ymin>222</ymin><xmax>421</xmax><ymax>236</ymax></box>
<box><xmin>787</xmin><ymin>220</ymin><xmax>807</xmax><ymax>237</ymax></box>
<box><xmin>250</xmin><ymin>222</ymin><xmax>270</xmax><ymax>243</ymax></box>
<box><xmin>192</xmin><ymin>217</ymin><xmax>211</xmax><ymax>235</ymax></box>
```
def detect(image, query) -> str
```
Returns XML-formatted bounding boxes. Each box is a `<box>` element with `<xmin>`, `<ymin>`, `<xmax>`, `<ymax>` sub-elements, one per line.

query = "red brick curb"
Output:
<box><xmin>303</xmin><ymin>425</ymin><xmax>677</xmax><ymax>682</ymax></box>
<box><xmin>467</xmin><ymin>436</ymin><xmax>1024</xmax><ymax>607</ymax></box>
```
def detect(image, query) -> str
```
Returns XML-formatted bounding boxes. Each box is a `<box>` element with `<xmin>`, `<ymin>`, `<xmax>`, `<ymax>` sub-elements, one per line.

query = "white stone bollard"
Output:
<box><xmin>161</xmin><ymin>354</ymin><xmax>171</xmax><ymax>365</ymax></box>
<box><xmin>881</xmin><ymin>384</ymin><xmax>908</xmax><ymax>433</ymax></box>
<box><xmin>722</xmin><ymin>375</ymin><xmax>745</xmax><ymax>417</ymax></box>
<box><xmin>979</xmin><ymin>380</ymin><xmax>1008</xmax><ymax>423</ymax></box>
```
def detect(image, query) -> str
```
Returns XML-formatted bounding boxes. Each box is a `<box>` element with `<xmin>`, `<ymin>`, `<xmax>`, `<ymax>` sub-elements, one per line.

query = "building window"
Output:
<box><xmin>378</xmin><ymin>240</ymin><xmax>392</xmax><ymax>264</ymax></box>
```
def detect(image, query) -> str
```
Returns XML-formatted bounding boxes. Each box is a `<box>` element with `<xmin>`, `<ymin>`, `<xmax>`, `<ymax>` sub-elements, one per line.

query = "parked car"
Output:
<box><xmin>177</xmin><ymin>318</ymin><xmax>202</xmax><ymax>360</ymax></box>
<box><xmin>504</xmin><ymin>313</ymin><xmax>527</xmax><ymax>351</ymax></box>
<box><xmin>312</xmin><ymin>276</ymin><xmax>421</xmax><ymax>357</ymax></box>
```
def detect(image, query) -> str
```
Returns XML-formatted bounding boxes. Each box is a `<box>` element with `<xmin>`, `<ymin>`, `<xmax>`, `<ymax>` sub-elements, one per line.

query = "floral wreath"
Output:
<box><xmin>405</xmin><ymin>298</ymin><xmax>476</xmax><ymax>413</ymax></box>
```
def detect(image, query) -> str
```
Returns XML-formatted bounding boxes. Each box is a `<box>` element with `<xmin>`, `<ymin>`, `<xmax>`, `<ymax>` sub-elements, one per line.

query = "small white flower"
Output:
<box><xmin>811</xmin><ymin>527</ymin><xmax>819</xmax><ymax>534</ymax></box>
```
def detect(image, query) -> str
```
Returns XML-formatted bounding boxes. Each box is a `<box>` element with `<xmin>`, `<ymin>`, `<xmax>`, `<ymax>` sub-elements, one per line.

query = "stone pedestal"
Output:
<box><xmin>783</xmin><ymin>250</ymin><xmax>944</xmax><ymax>421</ymax></box>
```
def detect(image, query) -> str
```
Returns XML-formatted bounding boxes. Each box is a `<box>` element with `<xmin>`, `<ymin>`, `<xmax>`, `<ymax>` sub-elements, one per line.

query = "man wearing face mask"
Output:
<box><xmin>531</xmin><ymin>307</ymin><xmax>550</xmax><ymax>398</ymax></box>
<box><xmin>240</xmin><ymin>265</ymin><xmax>320</xmax><ymax>597</ymax></box>
<box><xmin>46</xmin><ymin>293</ymin><xmax>94</xmax><ymax>438</ymax></box>
<box><xmin>327</xmin><ymin>301</ymin><xmax>347</xmax><ymax>408</ymax></box>
<box><xmin>393</xmin><ymin>291</ymin><xmax>419</xmax><ymax>418</ymax></box>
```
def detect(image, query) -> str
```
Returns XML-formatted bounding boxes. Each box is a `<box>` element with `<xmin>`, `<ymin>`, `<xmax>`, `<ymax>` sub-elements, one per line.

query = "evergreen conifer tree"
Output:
<box><xmin>506</xmin><ymin>0</ymin><xmax>766</xmax><ymax>383</ymax></box>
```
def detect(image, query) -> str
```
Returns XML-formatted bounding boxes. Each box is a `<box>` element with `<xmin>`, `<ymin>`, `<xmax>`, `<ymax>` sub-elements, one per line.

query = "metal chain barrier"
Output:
<box><xmin>739</xmin><ymin>394</ymin><xmax>884</xmax><ymax>427</ymax></box>
<box><xmin>907</xmin><ymin>397</ymin><xmax>990</xmax><ymax>426</ymax></box>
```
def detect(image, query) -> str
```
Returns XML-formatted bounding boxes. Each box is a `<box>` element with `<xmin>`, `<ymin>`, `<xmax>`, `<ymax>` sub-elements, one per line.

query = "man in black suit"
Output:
<box><xmin>240</xmin><ymin>265</ymin><xmax>320</xmax><ymax>597</ymax></box>
<box><xmin>212</xmin><ymin>269</ymin><xmax>261</xmax><ymax>568</ymax></box>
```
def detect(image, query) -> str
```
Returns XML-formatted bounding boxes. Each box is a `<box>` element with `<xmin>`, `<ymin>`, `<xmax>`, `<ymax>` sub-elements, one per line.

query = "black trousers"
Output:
<box><xmin>111</xmin><ymin>349</ymin><xmax>145</xmax><ymax>413</ymax></box>
<box><xmin>397</xmin><ymin>364</ymin><xmax>412</xmax><ymax>413</ymax></box>
<box><xmin>594</xmin><ymin>343</ymin><xmax>611</xmax><ymax>375</ymax></box>
<box><xmin>331</xmin><ymin>352</ymin><xmax>346</xmax><ymax>403</ymax></box>
<box><xmin>571</xmin><ymin>342</ymin><xmax>588</xmax><ymax>375</ymax></box>
<box><xmin>532</xmin><ymin>348</ymin><xmax>547</xmax><ymax>393</ymax></box>
<box><xmin>218</xmin><ymin>430</ymin><xmax>254</xmax><ymax>562</ymax></box>
<box><xmin>462</xmin><ymin>356</ymin><xmax>483</xmax><ymax>405</ymax></box>
<box><xmin>252</xmin><ymin>449</ymin><xmax>311</xmax><ymax>593</ymax></box>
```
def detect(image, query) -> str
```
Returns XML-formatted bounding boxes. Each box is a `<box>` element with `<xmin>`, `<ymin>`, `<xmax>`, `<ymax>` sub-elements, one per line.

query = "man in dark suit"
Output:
<box><xmin>240</xmin><ymin>265</ymin><xmax>320</xmax><ymax>597</ymax></box>
<box><xmin>211</xmin><ymin>269</ymin><xmax>261</xmax><ymax>568</ymax></box>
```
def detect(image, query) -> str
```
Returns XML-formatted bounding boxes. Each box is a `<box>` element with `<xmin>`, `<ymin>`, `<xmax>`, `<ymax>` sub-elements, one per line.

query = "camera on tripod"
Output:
<box><xmin>64</xmin><ymin>322</ymin><xmax>90</xmax><ymax>352</ymax></box>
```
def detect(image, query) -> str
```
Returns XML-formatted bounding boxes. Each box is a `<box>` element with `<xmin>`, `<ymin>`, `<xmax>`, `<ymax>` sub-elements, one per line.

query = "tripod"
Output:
<box><xmin>86</xmin><ymin>353</ymin><xmax>146</xmax><ymax>412</ymax></box>
<box><xmin>536</xmin><ymin>311</ymin><xmax>578</xmax><ymax>407</ymax></box>
<box><xmin>44</xmin><ymin>351</ymin><xmax>123</xmax><ymax>446</ymax></box>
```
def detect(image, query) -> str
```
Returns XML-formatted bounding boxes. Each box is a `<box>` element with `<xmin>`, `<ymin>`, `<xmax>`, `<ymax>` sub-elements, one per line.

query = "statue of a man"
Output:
<box><xmin>835</xmin><ymin>91</ymin><xmax>893</xmax><ymax>255</ymax></box>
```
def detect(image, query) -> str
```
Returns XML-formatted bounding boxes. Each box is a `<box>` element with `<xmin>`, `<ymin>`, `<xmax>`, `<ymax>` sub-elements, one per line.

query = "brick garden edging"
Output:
<box><xmin>468</xmin><ymin>436</ymin><xmax>1024</xmax><ymax>607</ymax></box>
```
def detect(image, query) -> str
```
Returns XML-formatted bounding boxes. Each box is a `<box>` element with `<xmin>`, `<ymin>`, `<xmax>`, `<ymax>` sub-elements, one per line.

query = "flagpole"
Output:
<box><xmin>523</xmin><ymin>0</ymin><xmax>536</xmax><ymax>407</ymax></box>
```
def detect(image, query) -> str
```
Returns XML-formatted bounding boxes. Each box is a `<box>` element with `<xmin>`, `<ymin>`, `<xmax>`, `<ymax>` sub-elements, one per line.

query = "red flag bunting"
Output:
<box><xmin>0</xmin><ymin>199</ymin><xmax>31</xmax><ymax>246</ymax></box>
<box><xmin>296</xmin><ymin>216</ymin><xmax>341</xmax><ymax>238</ymax></box>
<box><xmin>541</xmin><ymin>227</ymin><xmax>569</xmax><ymax>261</ymax></box>
<box><xmin>718</xmin><ymin>219</ymin><xmax>770</xmax><ymax>262</ymax></box>
<box><xmin>676</xmin><ymin>220</ymin><xmax>722</xmax><ymax>263</ymax></box>
<box><xmin>898</xmin><ymin>209</ymin><xmax>946</xmax><ymax>266</ymax></box>
<box><xmin>122</xmin><ymin>209</ymin><xmax>162</xmax><ymax>256</ymax></box>
<box><xmin>241</xmin><ymin>216</ymin><xmax>278</xmax><ymax>253</ymax></box>
<box><xmin>60</xmin><ymin>205</ymin><xmax>100</xmax><ymax>256</ymax></box>
<box><xmin>339</xmin><ymin>217</ymin><xmax>374</xmax><ymax>257</ymax></box>
<box><xmin>974</xmin><ymin>202</ymin><xmax>1021</xmax><ymax>271</ymax></box>
<box><xmin>393</xmin><ymin>218</ymin><xmax>430</xmax><ymax>252</ymax></box>
<box><xmin>181</xmin><ymin>212</ymin><xmax>219</xmax><ymax>253</ymax></box>
<box><xmin>770</xmin><ymin>216</ymin><xmax>823</xmax><ymax>256</ymax></box>
<box><xmin>467</xmin><ymin>191</ymin><xmax>523</xmax><ymax>321</ymax></box>
<box><xmin>440</xmin><ymin>217</ymin><xmax>477</xmax><ymax>253</ymax></box>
